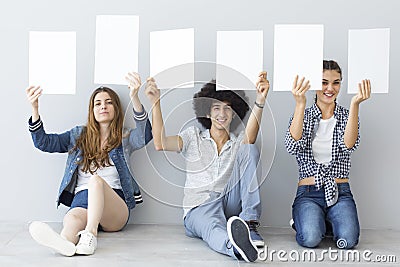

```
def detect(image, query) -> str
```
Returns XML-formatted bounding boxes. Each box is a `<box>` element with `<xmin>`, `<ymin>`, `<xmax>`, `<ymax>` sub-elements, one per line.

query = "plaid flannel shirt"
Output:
<box><xmin>285</xmin><ymin>103</ymin><xmax>360</xmax><ymax>207</ymax></box>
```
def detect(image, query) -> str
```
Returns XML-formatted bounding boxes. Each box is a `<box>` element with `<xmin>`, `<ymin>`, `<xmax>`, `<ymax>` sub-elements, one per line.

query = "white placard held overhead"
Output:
<box><xmin>150</xmin><ymin>28</ymin><xmax>194</xmax><ymax>89</ymax></box>
<box><xmin>273</xmin><ymin>24</ymin><xmax>324</xmax><ymax>91</ymax></box>
<box><xmin>29</xmin><ymin>31</ymin><xmax>76</xmax><ymax>94</ymax></box>
<box><xmin>94</xmin><ymin>15</ymin><xmax>139</xmax><ymax>85</ymax></box>
<box><xmin>348</xmin><ymin>28</ymin><xmax>390</xmax><ymax>94</ymax></box>
<box><xmin>216</xmin><ymin>31</ymin><xmax>263</xmax><ymax>90</ymax></box>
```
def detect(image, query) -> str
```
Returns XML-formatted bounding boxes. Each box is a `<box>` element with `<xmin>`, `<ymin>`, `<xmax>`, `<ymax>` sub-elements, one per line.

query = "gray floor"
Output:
<box><xmin>1</xmin><ymin>222</ymin><xmax>399</xmax><ymax>266</ymax></box>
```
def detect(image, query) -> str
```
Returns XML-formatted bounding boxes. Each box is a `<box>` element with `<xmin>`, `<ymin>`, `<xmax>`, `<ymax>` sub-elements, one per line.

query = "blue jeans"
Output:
<box><xmin>184</xmin><ymin>144</ymin><xmax>262</xmax><ymax>258</ymax></box>
<box><xmin>292</xmin><ymin>183</ymin><xmax>360</xmax><ymax>249</ymax></box>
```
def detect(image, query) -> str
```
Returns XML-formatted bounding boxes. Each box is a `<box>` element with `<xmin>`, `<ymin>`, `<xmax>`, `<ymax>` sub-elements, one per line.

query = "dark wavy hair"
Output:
<box><xmin>193</xmin><ymin>80</ymin><xmax>249</xmax><ymax>131</ymax></box>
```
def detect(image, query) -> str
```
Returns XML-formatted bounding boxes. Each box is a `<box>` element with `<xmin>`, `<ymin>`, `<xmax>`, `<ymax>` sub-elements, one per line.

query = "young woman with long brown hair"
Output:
<box><xmin>286</xmin><ymin>60</ymin><xmax>371</xmax><ymax>249</ymax></box>
<box><xmin>26</xmin><ymin>72</ymin><xmax>152</xmax><ymax>256</ymax></box>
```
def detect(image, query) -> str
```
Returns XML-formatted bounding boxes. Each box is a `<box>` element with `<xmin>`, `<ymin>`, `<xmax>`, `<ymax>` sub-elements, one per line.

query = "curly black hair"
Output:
<box><xmin>193</xmin><ymin>80</ymin><xmax>249</xmax><ymax>131</ymax></box>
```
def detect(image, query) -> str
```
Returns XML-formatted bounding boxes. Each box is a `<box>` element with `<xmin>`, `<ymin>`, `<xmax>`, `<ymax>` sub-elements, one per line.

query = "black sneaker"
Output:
<box><xmin>227</xmin><ymin>216</ymin><xmax>258</xmax><ymax>262</ymax></box>
<box><xmin>247</xmin><ymin>220</ymin><xmax>265</xmax><ymax>247</ymax></box>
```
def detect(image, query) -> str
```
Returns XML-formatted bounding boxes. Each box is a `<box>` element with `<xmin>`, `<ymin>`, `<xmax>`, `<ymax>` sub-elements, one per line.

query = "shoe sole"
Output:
<box><xmin>76</xmin><ymin>244</ymin><xmax>95</xmax><ymax>255</ymax></box>
<box><xmin>76</xmin><ymin>247</ymin><xmax>95</xmax><ymax>255</ymax></box>
<box><xmin>29</xmin><ymin>221</ymin><xmax>76</xmax><ymax>257</ymax></box>
<box><xmin>227</xmin><ymin>216</ymin><xmax>258</xmax><ymax>262</ymax></box>
<box><xmin>289</xmin><ymin>218</ymin><xmax>296</xmax><ymax>232</ymax></box>
<box><xmin>253</xmin><ymin>239</ymin><xmax>265</xmax><ymax>248</ymax></box>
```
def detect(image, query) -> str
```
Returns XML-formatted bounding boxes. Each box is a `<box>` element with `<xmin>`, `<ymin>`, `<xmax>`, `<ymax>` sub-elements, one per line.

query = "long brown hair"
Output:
<box><xmin>75</xmin><ymin>87</ymin><xmax>124</xmax><ymax>174</ymax></box>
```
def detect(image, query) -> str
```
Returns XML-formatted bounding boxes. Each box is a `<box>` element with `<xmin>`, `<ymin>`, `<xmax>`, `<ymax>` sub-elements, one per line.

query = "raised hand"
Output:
<box><xmin>292</xmin><ymin>75</ymin><xmax>310</xmax><ymax>106</ymax></box>
<box><xmin>26</xmin><ymin>85</ymin><xmax>42</xmax><ymax>121</ymax></box>
<box><xmin>125</xmin><ymin>72</ymin><xmax>142</xmax><ymax>100</ymax></box>
<box><xmin>26</xmin><ymin>85</ymin><xmax>42</xmax><ymax>110</ymax></box>
<box><xmin>255</xmin><ymin>71</ymin><xmax>270</xmax><ymax>105</ymax></box>
<box><xmin>144</xmin><ymin>77</ymin><xmax>160</xmax><ymax>105</ymax></box>
<box><xmin>351</xmin><ymin>79</ymin><xmax>371</xmax><ymax>105</ymax></box>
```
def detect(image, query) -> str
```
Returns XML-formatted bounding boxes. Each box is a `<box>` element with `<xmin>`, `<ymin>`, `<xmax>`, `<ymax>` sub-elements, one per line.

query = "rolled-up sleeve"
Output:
<box><xmin>338</xmin><ymin>117</ymin><xmax>360</xmax><ymax>155</ymax></box>
<box><xmin>285</xmin><ymin>116</ymin><xmax>306</xmax><ymax>155</ymax></box>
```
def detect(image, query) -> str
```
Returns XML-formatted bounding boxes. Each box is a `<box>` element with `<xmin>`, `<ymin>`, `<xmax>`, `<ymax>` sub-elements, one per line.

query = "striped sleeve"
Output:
<box><xmin>133</xmin><ymin>106</ymin><xmax>148</xmax><ymax>121</ymax></box>
<box><xmin>134</xmin><ymin>192</ymin><xmax>143</xmax><ymax>204</ymax></box>
<box><xmin>28</xmin><ymin>117</ymin><xmax>43</xmax><ymax>132</ymax></box>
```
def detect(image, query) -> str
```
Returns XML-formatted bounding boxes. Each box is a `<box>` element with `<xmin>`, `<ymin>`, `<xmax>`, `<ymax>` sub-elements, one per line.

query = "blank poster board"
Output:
<box><xmin>29</xmin><ymin>31</ymin><xmax>76</xmax><ymax>94</ymax></box>
<box><xmin>150</xmin><ymin>28</ymin><xmax>194</xmax><ymax>89</ymax></box>
<box><xmin>273</xmin><ymin>24</ymin><xmax>324</xmax><ymax>91</ymax></box>
<box><xmin>347</xmin><ymin>28</ymin><xmax>390</xmax><ymax>94</ymax></box>
<box><xmin>216</xmin><ymin>30</ymin><xmax>263</xmax><ymax>90</ymax></box>
<box><xmin>94</xmin><ymin>15</ymin><xmax>139</xmax><ymax>85</ymax></box>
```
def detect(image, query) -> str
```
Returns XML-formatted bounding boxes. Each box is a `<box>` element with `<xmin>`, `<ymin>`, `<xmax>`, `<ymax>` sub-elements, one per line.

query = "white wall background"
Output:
<box><xmin>1</xmin><ymin>0</ymin><xmax>399</xmax><ymax>230</ymax></box>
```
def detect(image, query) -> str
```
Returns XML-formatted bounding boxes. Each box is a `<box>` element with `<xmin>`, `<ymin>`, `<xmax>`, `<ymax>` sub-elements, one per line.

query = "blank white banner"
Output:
<box><xmin>150</xmin><ymin>28</ymin><xmax>194</xmax><ymax>89</ymax></box>
<box><xmin>348</xmin><ymin>28</ymin><xmax>390</xmax><ymax>94</ymax></box>
<box><xmin>273</xmin><ymin>24</ymin><xmax>324</xmax><ymax>91</ymax></box>
<box><xmin>216</xmin><ymin>30</ymin><xmax>263</xmax><ymax>90</ymax></box>
<box><xmin>94</xmin><ymin>15</ymin><xmax>139</xmax><ymax>85</ymax></box>
<box><xmin>29</xmin><ymin>31</ymin><xmax>76</xmax><ymax>94</ymax></box>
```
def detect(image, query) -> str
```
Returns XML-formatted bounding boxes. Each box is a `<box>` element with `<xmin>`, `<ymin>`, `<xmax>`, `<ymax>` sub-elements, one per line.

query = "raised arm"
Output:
<box><xmin>144</xmin><ymin>78</ymin><xmax>183</xmax><ymax>152</ymax></box>
<box><xmin>26</xmin><ymin>85</ymin><xmax>43</xmax><ymax>122</ymax></box>
<box><xmin>289</xmin><ymin>76</ymin><xmax>310</xmax><ymax>141</ymax></box>
<box><xmin>126</xmin><ymin>72</ymin><xmax>144</xmax><ymax>113</ymax></box>
<box><xmin>125</xmin><ymin>72</ymin><xmax>153</xmax><ymax>148</ymax></box>
<box><xmin>243</xmin><ymin>71</ymin><xmax>270</xmax><ymax>144</ymax></box>
<box><xmin>26</xmin><ymin>85</ymin><xmax>72</xmax><ymax>153</ymax></box>
<box><xmin>344</xmin><ymin>79</ymin><xmax>371</xmax><ymax>148</ymax></box>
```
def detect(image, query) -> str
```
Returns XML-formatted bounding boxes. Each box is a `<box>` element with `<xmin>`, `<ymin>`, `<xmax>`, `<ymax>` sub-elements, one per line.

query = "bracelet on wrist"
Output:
<box><xmin>254</xmin><ymin>101</ymin><xmax>264</xmax><ymax>109</ymax></box>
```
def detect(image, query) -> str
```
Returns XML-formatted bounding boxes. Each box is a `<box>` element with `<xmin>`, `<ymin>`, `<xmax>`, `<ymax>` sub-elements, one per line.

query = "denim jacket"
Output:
<box><xmin>28</xmin><ymin>108</ymin><xmax>152</xmax><ymax>210</ymax></box>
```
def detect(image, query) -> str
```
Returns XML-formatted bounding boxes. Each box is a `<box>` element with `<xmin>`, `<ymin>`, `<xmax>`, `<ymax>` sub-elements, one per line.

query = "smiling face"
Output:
<box><xmin>316</xmin><ymin>70</ymin><xmax>342</xmax><ymax>106</ymax></box>
<box><xmin>209</xmin><ymin>101</ymin><xmax>233</xmax><ymax>132</ymax></box>
<box><xmin>93</xmin><ymin>91</ymin><xmax>115</xmax><ymax>124</ymax></box>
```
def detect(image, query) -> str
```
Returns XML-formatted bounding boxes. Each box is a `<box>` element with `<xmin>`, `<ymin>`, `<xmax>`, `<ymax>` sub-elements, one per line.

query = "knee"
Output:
<box><xmin>238</xmin><ymin>144</ymin><xmax>260</xmax><ymax>163</ymax></box>
<box><xmin>335</xmin><ymin>230</ymin><xmax>360</xmax><ymax>249</ymax></box>
<box><xmin>297</xmin><ymin>229</ymin><xmax>323</xmax><ymax>248</ymax></box>
<box><xmin>88</xmin><ymin>174</ymin><xmax>104</xmax><ymax>190</ymax></box>
<box><xmin>63</xmin><ymin>212</ymin><xmax>85</xmax><ymax>227</ymax></box>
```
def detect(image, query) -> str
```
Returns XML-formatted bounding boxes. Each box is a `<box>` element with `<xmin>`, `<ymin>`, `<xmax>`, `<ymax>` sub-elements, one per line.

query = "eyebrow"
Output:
<box><xmin>322</xmin><ymin>79</ymin><xmax>341</xmax><ymax>82</ymax></box>
<box><xmin>212</xmin><ymin>102</ymin><xmax>231</xmax><ymax>107</ymax></box>
<box><xmin>94</xmin><ymin>98</ymin><xmax>112</xmax><ymax>102</ymax></box>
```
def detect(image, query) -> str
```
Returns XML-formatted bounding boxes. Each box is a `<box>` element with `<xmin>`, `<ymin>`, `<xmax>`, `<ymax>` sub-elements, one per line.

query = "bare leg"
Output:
<box><xmin>60</xmin><ymin>207</ymin><xmax>87</xmax><ymax>244</ymax></box>
<box><xmin>85</xmin><ymin>174</ymin><xmax>129</xmax><ymax>236</ymax></box>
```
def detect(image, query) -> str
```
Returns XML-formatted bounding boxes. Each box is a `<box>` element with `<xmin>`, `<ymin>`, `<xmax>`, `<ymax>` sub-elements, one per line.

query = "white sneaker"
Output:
<box><xmin>29</xmin><ymin>221</ymin><xmax>76</xmax><ymax>256</ymax></box>
<box><xmin>76</xmin><ymin>230</ymin><xmax>97</xmax><ymax>255</ymax></box>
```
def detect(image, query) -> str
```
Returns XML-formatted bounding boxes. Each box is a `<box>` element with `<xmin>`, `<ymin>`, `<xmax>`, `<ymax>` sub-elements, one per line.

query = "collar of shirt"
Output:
<box><xmin>199</xmin><ymin>129</ymin><xmax>238</xmax><ymax>153</ymax></box>
<box><xmin>309</xmin><ymin>103</ymin><xmax>345</xmax><ymax>121</ymax></box>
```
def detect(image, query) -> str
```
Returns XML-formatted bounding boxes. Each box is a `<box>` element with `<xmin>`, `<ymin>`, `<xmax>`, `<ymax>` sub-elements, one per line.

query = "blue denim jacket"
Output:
<box><xmin>28</xmin><ymin>108</ymin><xmax>152</xmax><ymax>210</ymax></box>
